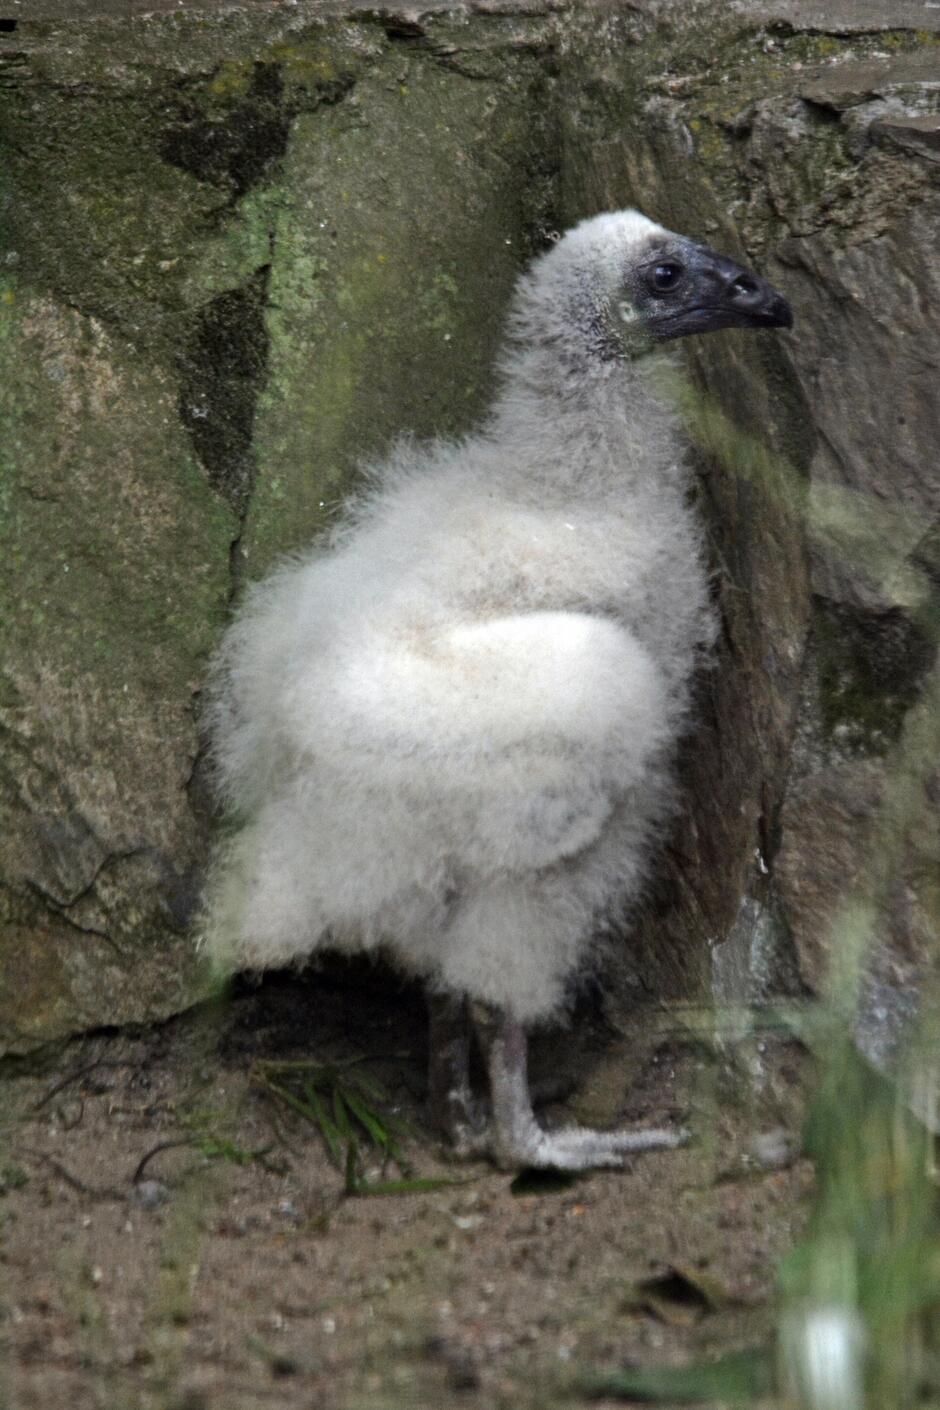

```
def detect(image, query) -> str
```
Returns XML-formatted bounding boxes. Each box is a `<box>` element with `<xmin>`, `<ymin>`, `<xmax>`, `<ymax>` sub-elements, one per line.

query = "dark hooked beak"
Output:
<box><xmin>653</xmin><ymin>244</ymin><xmax>793</xmax><ymax>341</ymax></box>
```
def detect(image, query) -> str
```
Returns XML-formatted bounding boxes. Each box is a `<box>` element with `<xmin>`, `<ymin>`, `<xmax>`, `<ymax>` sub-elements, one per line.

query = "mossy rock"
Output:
<box><xmin>1</xmin><ymin>0</ymin><xmax>936</xmax><ymax>1051</ymax></box>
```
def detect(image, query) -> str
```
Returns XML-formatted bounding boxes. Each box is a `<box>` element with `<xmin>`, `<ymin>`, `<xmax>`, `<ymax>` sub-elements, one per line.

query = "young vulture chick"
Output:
<box><xmin>203</xmin><ymin>211</ymin><xmax>792</xmax><ymax>1171</ymax></box>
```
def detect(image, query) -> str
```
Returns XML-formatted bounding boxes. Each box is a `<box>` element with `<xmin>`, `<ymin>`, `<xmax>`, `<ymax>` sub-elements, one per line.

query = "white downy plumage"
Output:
<box><xmin>202</xmin><ymin>210</ymin><xmax>791</xmax><ymax>1169</ymax></box>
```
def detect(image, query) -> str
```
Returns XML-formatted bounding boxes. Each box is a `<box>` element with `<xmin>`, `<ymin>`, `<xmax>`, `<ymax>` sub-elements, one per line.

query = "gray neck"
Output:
<box><xmin>487</xmin><ymin>342</ymin><xmax>689</xmax><ymax>503</ymax></box>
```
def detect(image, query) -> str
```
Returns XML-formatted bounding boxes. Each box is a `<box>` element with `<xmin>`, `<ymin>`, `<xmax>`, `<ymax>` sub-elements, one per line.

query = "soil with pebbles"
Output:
<box><xmin>0</xmin><ymin>963</ymin><xmax>813</xmax><ymax>1410</ymax></box>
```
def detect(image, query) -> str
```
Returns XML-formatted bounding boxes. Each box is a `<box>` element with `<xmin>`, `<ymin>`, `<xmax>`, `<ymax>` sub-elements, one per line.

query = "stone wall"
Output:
<box><xmin>1</xmin><ymin>0</ymin><xmax>937</xmax><ymax>1053</ymax></box>
<box><xmin>554</xmin><ymin>2</ymin><xmax>940</xmax><ymax>1057</ymax></box>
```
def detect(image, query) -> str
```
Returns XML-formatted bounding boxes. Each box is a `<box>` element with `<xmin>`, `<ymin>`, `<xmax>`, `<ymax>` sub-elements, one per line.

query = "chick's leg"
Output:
<box><xmin>486</xmin><ymin>1008</ymin><xmax>686</xmax><ymax>1172</ymax></box>
<box><xmin>427</xmin><ymin>993</ymin><xmax>487</xmax><ymax>1156</ymax></box>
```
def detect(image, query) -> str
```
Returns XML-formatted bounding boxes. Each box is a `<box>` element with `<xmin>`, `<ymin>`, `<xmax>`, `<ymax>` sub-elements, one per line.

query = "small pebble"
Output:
<box><xmin>453</xmin><ymin>1214</ymin><xmax>483</xmax><ymax>1231</ymax></box>
<box><xmin>751</xmin><ymin>1128</ymin><xmax>796</xmax><ymax>1170</ymax></box>
<box><xmin>130</xmin><ymin>1179</ymin><xmax>169</xmax><ymax>1210</ymax></box>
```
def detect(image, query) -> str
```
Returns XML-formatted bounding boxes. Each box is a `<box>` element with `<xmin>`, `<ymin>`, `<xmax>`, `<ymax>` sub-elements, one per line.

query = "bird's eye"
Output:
<box><xmin>651</xmin><ymin>262</ymin><xmax>683</xmax><ymax>291</ymax></box>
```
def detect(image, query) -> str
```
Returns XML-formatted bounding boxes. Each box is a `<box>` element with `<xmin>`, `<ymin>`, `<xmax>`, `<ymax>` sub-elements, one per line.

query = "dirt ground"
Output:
<box><xmin>0</xmin><ymin>965</ymin><xmax>813</xmax><ymax>1410</ymax></box>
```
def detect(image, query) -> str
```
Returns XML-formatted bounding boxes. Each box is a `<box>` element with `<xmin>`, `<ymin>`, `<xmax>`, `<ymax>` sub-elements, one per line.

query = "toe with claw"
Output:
<box><xmin>486</xmin><ymin>1006</ymin><xmax>688</xmax><ymax>1172</ymax></box>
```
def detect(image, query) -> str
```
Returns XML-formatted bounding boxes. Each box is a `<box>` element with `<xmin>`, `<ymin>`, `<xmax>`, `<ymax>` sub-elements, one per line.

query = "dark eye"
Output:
<box><xmin>651</xmin><ymin>262</ymin><xmax>683</xmax><ymax>290</ymax></box>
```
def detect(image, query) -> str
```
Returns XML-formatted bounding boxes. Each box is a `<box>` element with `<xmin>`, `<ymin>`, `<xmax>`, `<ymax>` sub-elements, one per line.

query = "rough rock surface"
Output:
<box><xmin>1</xmin><ymin>0</ymin><xmax>937</xmax><ymax>1052</ymax></box>
<box><xmin>608</xmin><ymin>2</ymin><xmax>939</xmax><ymax>1052</ymax></box>
<box><xmin>553</xmin><ymin>2</ymin><xmax>940</xmax><ymax>1025</ymax></box>
<box><xmin>0</xmin><ymin>4</ymin><xmax>559</xmax><ymax>1050</ymax></box>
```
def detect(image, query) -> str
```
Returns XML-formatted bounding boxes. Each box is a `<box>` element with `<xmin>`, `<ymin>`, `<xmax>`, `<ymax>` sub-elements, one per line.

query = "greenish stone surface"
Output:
<box><xmin>0</xmin><ymin>291</ymin><xmax>235</xmax><ymax>1050</ymax></box>
<box><xmin>243</xmin><ymin>38</ymin><xmax>552</xmax><ymax>574</ymax></box>
<box><xmin>0</xmin><ymin>6</ymin><xmax>556</xmax><ymax>1051</ymax></box>
<box><xmin>0</xmin><ymin>0</ymin><xmax>936</xmax><ymax>1052</ymax></box>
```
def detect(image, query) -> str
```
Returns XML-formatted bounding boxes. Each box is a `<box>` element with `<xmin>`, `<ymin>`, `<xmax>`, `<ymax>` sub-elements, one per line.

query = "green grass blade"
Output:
<box><xmin>342</xmin><ymin>1087</ymin><xmax>391</xmax><ymax>1152</ymax></box>
<box><xmin>303</xmin><ymin>1082</ymin><xmax>345</xmax><ymax>1168</ymax></box>
<box><xmin>344</xmin><ymin>1067</ymin><xmax>388</xmax><ymax>1099</ymax></box>
<box><xmin>257</xmin><ymin>1077</ymin><xmax>319</xmax><ymax>1124</ymax></box>
<box><xmin>331</xmin><ymin>1086</ymin><xmax>353</xmax><ymax>1141</ymax></box>
<box><xmin>351</xmin><ymin>1174</ymin><xmax>470</xmax><ymax>1197</ymax></box>
<box><xmin>579</xmin><ymin>1346</ymin><xmax>774</xmax><ymax>1403</ymax></box>
<box><xmin>344</xmin><ymin>1139</ymin><xmax>361</xmax><ymax>1196</ymax></box>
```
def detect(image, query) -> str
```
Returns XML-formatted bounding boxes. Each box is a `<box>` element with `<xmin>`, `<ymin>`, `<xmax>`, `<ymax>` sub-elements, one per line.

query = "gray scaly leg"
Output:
<box><xmin>486</xmin><ymin>1008</ymin><xmax>686</xmax><ymax>1171</ymax></box>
